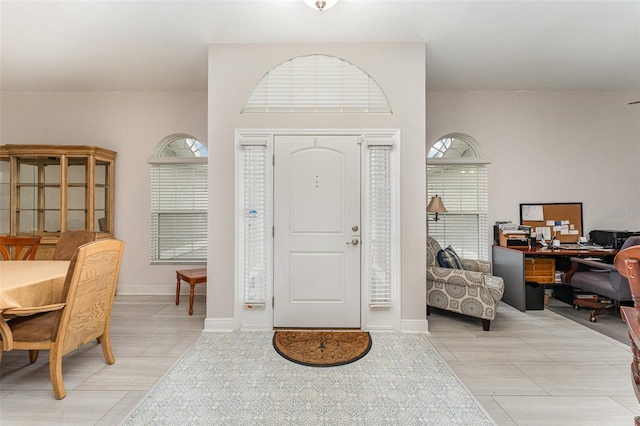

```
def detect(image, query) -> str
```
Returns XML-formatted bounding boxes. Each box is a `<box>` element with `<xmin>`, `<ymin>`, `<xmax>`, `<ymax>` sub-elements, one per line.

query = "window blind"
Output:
<box><xmin>367</xmin><ymin>144</ymin><xmax>392</xmax><ymax>307</ymax></box>
<box><xmin>427</xmin><ymin>163</ymin><xmax>488</xmax><ymax>260</ymax></box>
<box><xmin>242</xmin><ymin>54</ymin><xmax>392</xmax><ymax>114</ymax></box>
<box><xmin>242</xmin><ymin>145</ymin><xmax>267</xmax><ymax>306</ymax></box>
<box><xmin>150</xmin><ymin>163</ymin><xmax>207</xmax><ymax>263</ymax></box>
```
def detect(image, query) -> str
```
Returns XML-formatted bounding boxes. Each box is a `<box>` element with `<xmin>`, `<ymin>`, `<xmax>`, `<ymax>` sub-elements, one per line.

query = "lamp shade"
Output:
<box><xmin>427</xmin><ymin>195</ymin><xmax>447</xmax><ymax>213</ymax></box>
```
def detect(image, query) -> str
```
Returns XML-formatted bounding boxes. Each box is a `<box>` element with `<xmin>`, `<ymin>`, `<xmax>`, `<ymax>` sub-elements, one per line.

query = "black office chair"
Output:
<box><xmin>566</xmin><ymin>236</ymin><xmax>640</xmax><ymax>322</ymax></box>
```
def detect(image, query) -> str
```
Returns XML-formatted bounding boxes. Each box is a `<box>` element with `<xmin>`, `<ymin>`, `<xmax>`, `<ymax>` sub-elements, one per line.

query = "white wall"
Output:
<box><xmin>207</xmin><ymin>43</ymin><xmax>427</xmax><ymax>329</ymax></box>
<box><xmin>427</xmin><ymin>91</ymin><xmax>640</xmax><ymax>242</ymax></box>
<box><xmin>0</xmin><ymin>91</ymin><xmax>208</xmax><ymax>293</ymax></box>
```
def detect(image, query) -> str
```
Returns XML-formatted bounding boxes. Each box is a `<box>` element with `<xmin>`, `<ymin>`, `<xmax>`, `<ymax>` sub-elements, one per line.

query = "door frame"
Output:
<box><xmin>234</xmin><ymin>128</ymin><xmax>401</xmax><ymax>331</ymax></box>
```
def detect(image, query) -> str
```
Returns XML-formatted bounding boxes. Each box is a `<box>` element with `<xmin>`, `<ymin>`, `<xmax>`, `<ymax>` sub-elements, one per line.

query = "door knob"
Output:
<box><xmin>346</xmin><ymin>238</ymin><xmax>359</xmax><ymax>246</ymax></box>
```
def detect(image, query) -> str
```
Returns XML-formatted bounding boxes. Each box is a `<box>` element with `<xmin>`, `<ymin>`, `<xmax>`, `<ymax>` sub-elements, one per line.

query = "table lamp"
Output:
<box><xmin>427</xmin><ymin>195</ymin><xmax>447</xmax><ymax>221</ymax></box>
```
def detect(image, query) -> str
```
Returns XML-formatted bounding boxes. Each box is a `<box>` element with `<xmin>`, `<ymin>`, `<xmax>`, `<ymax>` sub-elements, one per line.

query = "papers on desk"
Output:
<box><xmin>558</xmin><ymin>243</ymin><xmax>610</xmax><ymax>251</ymax></box>
<box><xmin>498</xmin><ymin>223</ymin><xmax>531</xmax><ymax>234</ymax></box>
<box><xmin>579</xmin><ymin>242</ymin><xmax>604</xmax><ymax>249</ymax></box>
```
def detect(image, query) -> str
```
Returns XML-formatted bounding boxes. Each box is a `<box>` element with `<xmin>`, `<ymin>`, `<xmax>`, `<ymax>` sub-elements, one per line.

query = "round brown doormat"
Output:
<box><xmin>273</xmin><ymin>330</ymin><xmax>372</xmax><ymax>367</ymax></box>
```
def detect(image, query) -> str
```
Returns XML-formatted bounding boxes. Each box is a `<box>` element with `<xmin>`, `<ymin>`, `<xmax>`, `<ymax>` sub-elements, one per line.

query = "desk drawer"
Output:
<box><xmin>525</xmin><ymin>258</ymin><xmax>556</xmax><ymax>284</ymax></box>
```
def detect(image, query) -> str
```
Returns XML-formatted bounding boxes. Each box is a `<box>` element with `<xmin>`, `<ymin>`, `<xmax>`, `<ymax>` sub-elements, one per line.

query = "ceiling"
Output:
<box><xmin>1</xmin><ymin>0</ymin><xmax>639</xmax><ymax>92</ymax></box>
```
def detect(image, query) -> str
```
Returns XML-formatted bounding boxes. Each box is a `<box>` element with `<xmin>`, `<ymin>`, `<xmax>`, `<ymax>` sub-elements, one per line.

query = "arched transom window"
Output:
<box><xmin>428</xmin><ymin>135</ymin><xmax>480</xmax><ymax>158</ymax></box>
<box><xmin>242</xmin><ymin>54</ymin><xmax>392</xmax><ymax>114</ymax></box>
<box><xmin>157</xmin><ymin>136</ymin><xmax>208</xmax><ymax>158</ymax></box>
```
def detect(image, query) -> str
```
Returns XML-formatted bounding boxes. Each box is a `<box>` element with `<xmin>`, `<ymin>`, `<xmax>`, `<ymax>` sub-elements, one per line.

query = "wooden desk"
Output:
<box><xmin>175</xmin><ymin>268</ymin><xmax>207</xmax><ymax>315</ymax></box>
<box><xmin>492</xmin><ymin>246</ymin><xmax>617</xmax><ymax>312</ymax></box>
<box><xmin>0</xmin><ymin>260</ymin><xmax>70</xmax><ymax>312</ymax></box>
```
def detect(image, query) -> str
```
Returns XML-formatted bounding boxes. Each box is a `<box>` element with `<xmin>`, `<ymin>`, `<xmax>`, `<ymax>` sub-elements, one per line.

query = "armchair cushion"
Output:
<box><xmin>437</xmin><ymin>246</ymin><xmax>463</xmax><ymax>269</ymax></box>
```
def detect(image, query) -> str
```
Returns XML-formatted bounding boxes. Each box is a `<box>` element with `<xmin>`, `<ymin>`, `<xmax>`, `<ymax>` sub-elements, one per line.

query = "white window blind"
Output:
<box><xmin>367</xmin><ymin>143</ymin><xmax>393</xmax><ymax>307</ymax></box>
<box><xmin>427</xmin><ymin>163</ymin><xmax>488</xmax><ymax>260</ymax></box>
<box><xmin>150</xmin><ymin>163</ymin><xmax>207</xmax><ymax>263</ymax></box>
<box><xmin>242</xmin><ymin>144</ymin><xmax>267</xmax><ymax>306</ymax></box>
<box><xmin>242</xmin><ymin>54</ymin><xmax>392</xmax><ymax>114</ymax></box>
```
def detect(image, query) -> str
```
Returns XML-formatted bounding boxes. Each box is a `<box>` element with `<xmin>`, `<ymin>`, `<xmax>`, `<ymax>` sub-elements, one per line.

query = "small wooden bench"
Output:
<box><xmin>175</xmin><ymin>268</ymin><xmax>207</xmax><ymax>315</ymax></box>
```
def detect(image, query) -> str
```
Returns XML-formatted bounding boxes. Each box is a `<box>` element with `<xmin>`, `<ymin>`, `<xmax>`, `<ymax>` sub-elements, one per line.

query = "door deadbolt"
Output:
<box><xmin>352</xmin><ymin>225</ymin><xmax>359</xmax><ymax>232</ymax></box>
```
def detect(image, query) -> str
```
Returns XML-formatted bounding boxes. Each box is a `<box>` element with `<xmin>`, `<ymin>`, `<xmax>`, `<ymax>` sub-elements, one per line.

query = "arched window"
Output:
<box><xmin>427</xmin><ymin>134</ymin><xmax>489</xmax><ymax>260</ymax></box>
<box><xmin>428</xmin><ymin>135</ymin><xmax>480</xmax><ymax>158</ymax></box>
<box><xmin>156</xmin><ymin>136</ymin><xmax>208</xmax><ymax>158</ymax></box>
<box><xmin>242</xmin><ymin>54</ymin><xmax>392</xmax><ymax>114</ymax></box>
<box><xmin>148</xmin><ymin>134</ymin><xmax>208</xmax><ymax>263</ymax></box>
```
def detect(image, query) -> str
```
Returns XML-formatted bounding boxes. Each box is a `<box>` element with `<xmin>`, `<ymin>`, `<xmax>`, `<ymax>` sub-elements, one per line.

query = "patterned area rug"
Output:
<box><xmin>273</xmin><ymin>330</ymin><xmax>372</xmax><ymax>367</ymax></box>
<box><xmin>122</xmin><ymin>332</ymin><xmax>495</xmax><ymax>425</ymax></box>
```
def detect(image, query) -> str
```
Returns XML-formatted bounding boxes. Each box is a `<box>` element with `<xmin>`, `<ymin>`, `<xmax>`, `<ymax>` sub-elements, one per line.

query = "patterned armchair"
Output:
<box><xmin>427</xmin><ymin>236</ymin><xmax>504</xmax><ymax>331</ymax></box>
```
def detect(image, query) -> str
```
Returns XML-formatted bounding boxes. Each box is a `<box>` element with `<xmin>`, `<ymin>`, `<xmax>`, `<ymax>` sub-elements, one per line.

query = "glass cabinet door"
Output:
<box><xmin>67</xmin><ymin>158</ymin><xmax>88</xmax><ymax>230</ymax></box>
<box><xmin>43</xmin><ymin>159</ymin><xmax>61</xmax><ymax>233</ymax></box>
<box><xmin>17</xmin><ymin>156</ymin><xmax>61</xmax><ymax>235</ymax></box>
<box><xmin>0</xmin><ymin>157</ymin><xmax>9</xmax><ymax>234</ymax></box>
<box><xmin>95</xmin><ymin>160</ymin><xmax>111</xmax><ymax>233</ymax></box>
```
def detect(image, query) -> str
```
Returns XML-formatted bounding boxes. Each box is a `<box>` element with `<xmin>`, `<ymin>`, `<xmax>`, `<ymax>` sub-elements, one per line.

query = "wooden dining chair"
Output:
<box><xmin>52</xmin><ymin>230</ymin><xmax>98</xmax><ymax>260</ymax></box>
<box><xmin>0</xmin><ymin>239</ymin><xmax>124</xmax><ymax>399</ymax></box>
<box><xmin>616</xmin><ymin>245</ymin><xmax>640</xmax><ymax>426</ymax></box>
<box><xmin>0</xmin><ymin>236</ymin><xmax>42</xmax><ymax>260</ymax></box>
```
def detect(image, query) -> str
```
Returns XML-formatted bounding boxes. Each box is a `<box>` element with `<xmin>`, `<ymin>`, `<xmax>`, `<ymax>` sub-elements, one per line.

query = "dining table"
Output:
<box><xmin>0</xmin><ymin>260</ymin><xmax>70</xmax><ymax>313</ymax></box>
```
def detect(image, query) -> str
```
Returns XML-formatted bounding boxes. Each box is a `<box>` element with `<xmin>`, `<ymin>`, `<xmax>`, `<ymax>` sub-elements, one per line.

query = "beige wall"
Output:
<box><xmin>426</xmin><ymin>90</ymin><xmax>640</xmax><ymax>240</ymax></box>
<box><xmin>0</xmin><ymin>91</ymin><xmax>208</xmax><ymax>293</ymax></box>
<box><xmin>2</xmin><ymin>76</ymin><xmax>637</xmax><ymax>329</ymax></box>
<box><xmin>207</xmin><ymin>43</ymin><xmax>428</xmax><ymax>328</ymax></box>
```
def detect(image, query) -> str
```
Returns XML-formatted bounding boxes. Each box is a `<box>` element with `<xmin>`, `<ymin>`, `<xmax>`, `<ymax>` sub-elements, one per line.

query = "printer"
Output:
<box><xmin>589</xmin><ymin>230</ymin><xmax>640</xmax><ymax>249</ymax></box>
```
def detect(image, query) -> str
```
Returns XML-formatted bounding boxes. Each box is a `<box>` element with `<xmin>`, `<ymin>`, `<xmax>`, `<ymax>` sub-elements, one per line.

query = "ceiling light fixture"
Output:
<box><xmin>304</xmin><ymin>0</ymin><xmax>338</xmax><ymax>11</ymax></box>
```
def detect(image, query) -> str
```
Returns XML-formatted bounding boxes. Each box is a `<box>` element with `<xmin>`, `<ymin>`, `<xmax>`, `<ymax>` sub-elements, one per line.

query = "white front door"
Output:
<box><xmin>273</xmin><ymin>135</ymin><xmax>361</xmax><ymax>328</ymax></box>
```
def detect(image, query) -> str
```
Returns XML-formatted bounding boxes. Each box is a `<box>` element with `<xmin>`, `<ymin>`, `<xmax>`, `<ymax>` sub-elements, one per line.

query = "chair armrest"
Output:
<box><xmin>461</xmin><ymin>258</ymin><xmax>492</xmax><ymax>274</ymax></box>
<box><xmin>564</xmin><ymin>257</ymin><xmax>616</xmax><ymax>284</ymax></box>
<box><xmin>427</xmin><ymin>266</ymin><xmax>485</xmax><ymax>286</ymax></box>
<box><xmin>1</xmin><ymin>303</ymin><xmax>65</xmax><ymax>317</ymax></box>
<box><xmin>568</xmin><ymin>257</ymin><xmax>616</xmax><ymax>271</ymax></box>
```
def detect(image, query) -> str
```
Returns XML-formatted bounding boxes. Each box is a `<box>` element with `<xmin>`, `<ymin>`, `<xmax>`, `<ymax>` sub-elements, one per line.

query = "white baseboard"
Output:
<box><xmin>400</xmin><ymin>318</ymin><xmax>429</xmax><ymax>333</ymax></box>
<box><xmin>116</xmin><ymin>284</ymin><xmax>206</xmax><ymax>296</ymax></box>
<box><xmin>204</xmin><ymin>317</ymin><xmax>235</xmax><ymax>332</ymax></box>
<box><xmin>116</xmin><ymin>286</ymin><xmax>426</xmax><ymax>334</ymax></box>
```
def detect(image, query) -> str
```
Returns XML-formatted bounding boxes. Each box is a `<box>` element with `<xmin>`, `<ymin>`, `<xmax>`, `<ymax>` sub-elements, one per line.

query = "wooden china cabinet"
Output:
<box><xmin>0</xmin><ymin>145</ymin><xmax>116</xmax><ymax>259</ymax></box>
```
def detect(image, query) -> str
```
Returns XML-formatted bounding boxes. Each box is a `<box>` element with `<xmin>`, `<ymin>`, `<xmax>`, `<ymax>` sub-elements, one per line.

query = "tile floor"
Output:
<box><xmin>429</xmin><ymin>303</ymin><xmax>640</xmax><ymax>425</ymax></box>
<box><xmin>1</xmin><ymin>295</ymin><xmax>639</xmax><ymax>425</ymax></box>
